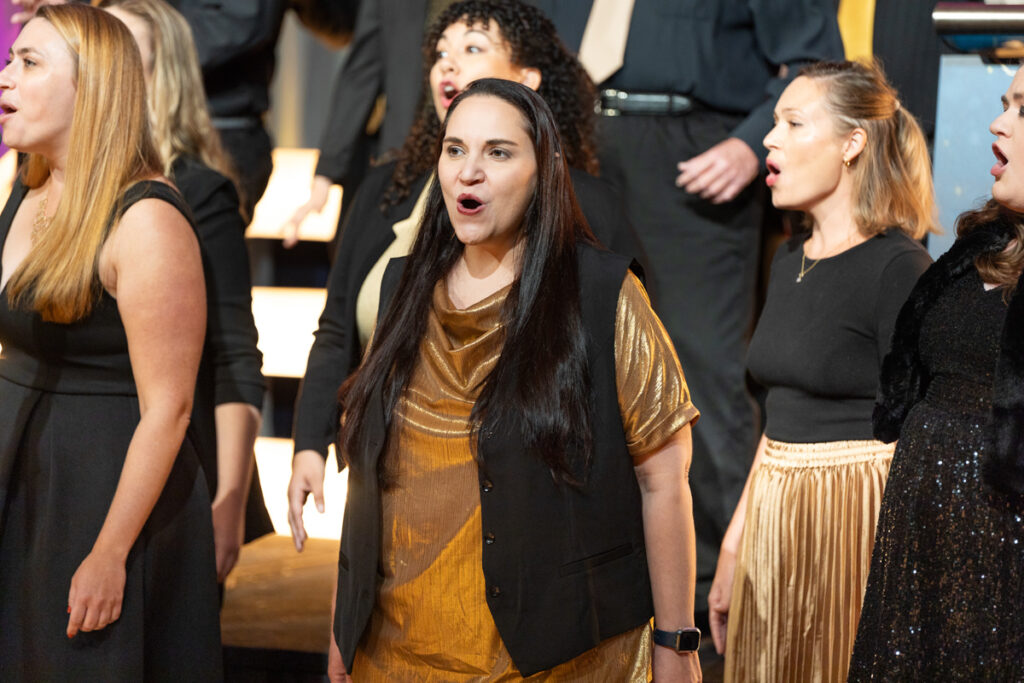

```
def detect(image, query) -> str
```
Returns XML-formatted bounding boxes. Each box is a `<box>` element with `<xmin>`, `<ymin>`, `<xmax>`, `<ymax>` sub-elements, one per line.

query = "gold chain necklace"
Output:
<box><xmin>797</xmin><ymin>231</ymin><xmax>867</xmax><ymax>283</ymax></box>
<box><xmin>796</xmin><ymin>250</ymin><xmax>820</xmax><ymax>283</ymax></box>
<box><xmin>31</xmin><ymin>193</ymin><xmax>52</xmax><ymax>245</ymax></box>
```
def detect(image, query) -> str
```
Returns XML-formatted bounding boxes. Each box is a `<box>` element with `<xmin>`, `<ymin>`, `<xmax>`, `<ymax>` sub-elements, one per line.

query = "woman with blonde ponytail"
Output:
<box><xmin>707</xmin><ymin>60</ymin><xmax>937</xmax><ymax>682</ymax></box>
<box><xmin>0</xmin><ymin>4</ymin><xmax>220</xmax><ymax>679</ymax></box>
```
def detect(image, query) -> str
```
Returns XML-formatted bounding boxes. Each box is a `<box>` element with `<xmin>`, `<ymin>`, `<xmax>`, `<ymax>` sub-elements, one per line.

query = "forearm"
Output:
<box><xmin>91</xmin><ymin>405</ymin><xmax>194</xmax><ymax>560</ymax></box>
<box><xmin>641</xmin><ymin>473</ymin><xmax>697</xmax><ymax>630</ymax></box>
<box><xmin>721</xmin><ymin>433</ymin><xmax>768</xmax><ymax>554</ymax></box>
<box><xmin>214</xmin><ymin>402</ymin><xmax>261</xmax><ymax>505</ymax></box>
<box><xmin>636</xmin><ymin>428</ymin><xmax>697</xmax><ymax>630</ymax></box>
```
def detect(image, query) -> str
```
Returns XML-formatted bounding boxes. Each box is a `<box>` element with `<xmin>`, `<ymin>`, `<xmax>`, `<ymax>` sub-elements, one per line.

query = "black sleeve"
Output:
<box><xmin>182</xmin><ymin>165</ymin><xmax>266</xmax><ymax>408</ymax></box>
<box><xmin>289</xmin><ymin>0</ymin><xmax>359</xmax><ymax>42</ymax></box>
<box><xmin>874</xmin><ymin>247</ymin><xmax>933</xmax><ymax>365</ymax></box>
<box><xmin>172</xmin><ymin>0</ymin><xmax>288</xmax><ymax>72</ymax></box>
<box><xmin>313</xmin><ymin>0</ymin><xmax>384</xmax><ymax>185</ymax></box>
<box><xmin>733</xmin><ymin>0</ymin><xmax>844</xmax><ymax>159</ymax></box>
<box><xmin>292</xmin><ymin>167</ymin><xmax>391</xmax><ymax>456</ymax></box>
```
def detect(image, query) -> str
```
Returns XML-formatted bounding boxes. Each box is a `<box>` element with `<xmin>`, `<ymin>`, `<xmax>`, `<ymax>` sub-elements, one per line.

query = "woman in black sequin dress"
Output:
<box><xmin>849</xmin><ymin>68</ymin><xmax>1024</xmax><ymax>680</ymax></box>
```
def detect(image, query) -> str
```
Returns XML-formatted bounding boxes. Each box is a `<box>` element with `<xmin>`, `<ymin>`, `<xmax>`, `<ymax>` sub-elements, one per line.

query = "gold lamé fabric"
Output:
<box><xmin>350</xmin><ymin>272</ymin><xmax>698</xmax><ymax>681</ymax></box>
<box><xmin>724</xmin><ymin>439</ymin><xmax>895</xmax><ymax>683</ymax></box>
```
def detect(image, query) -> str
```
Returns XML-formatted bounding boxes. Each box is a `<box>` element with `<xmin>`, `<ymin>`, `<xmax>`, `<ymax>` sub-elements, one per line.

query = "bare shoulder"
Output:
<box><xmin>100</xmin><ymin>181</ymin><xmax>201</xmax><ymax>296</ymax></box>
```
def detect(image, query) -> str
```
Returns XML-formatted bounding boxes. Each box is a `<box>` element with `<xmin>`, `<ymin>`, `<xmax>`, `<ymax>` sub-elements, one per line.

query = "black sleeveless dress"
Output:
<box><xmin>849</xmin><ymin>268</ymin><xmax>1024</xmax><ymax>680</ymax></box>
<box><xmin>0</xmin><ymin>181</ymin><xmax>222</xmax><ymax>681</ymax></box>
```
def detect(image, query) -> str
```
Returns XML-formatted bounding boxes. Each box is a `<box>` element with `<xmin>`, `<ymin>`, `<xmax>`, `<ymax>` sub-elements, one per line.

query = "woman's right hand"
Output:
<box><xmin>283</xmin><ymin>175</ymin><xmax>332</xmax><ymax>248</ymax></box>
<box><xmin>287</xmin><ymin>449</ymin><xmax>327</xmax><ymax>552</ymax></box>
<box><xmin>66</xmin><ymin>548</ymin><xmax>127</xmax><ymax>638</ymax></box>
<box><xmin>708</xmin><ymin>544</ymin><xmax>737</xmax><ymax>655</ymax></box>
<box><xmin>328</xmin><ymin>632</ymin><xmax>352</xmax><ymax>682</ymax></box>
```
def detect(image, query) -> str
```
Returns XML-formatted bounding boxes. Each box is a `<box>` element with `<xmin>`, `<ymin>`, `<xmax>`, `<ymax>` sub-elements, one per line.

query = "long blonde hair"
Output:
<box><xmin>7</xmin><ymin>4</ymin><xmax>162</xmax><ymax>323</ymax></box>
<box><xmin>94</xmin><ymin>0</ymin><xmax>237</xmax><ymax>189</ymax></box>
<box><xmin>800</xmin><ymin>60</ymin><xmax>940</xmax><ymax>240</ymax></box>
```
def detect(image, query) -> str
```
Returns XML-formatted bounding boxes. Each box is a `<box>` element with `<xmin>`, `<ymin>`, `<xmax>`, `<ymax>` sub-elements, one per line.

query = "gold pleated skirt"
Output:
<box><xmin>723</xmin><ymin>439</ymin><xmax>894</xmax><ymax>683</ymax></box>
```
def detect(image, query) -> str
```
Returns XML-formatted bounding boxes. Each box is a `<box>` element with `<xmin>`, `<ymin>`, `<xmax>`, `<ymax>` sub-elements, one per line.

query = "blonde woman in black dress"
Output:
<box><xmin>0</xmin><ymin>5</ymin><xmax>219</xmax><ymax>678</ymax></box>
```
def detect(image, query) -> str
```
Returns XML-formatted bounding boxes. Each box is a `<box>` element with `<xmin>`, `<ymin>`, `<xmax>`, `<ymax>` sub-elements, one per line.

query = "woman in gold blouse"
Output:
<box><xmin>293</xmin><ymin>79</ymin><xmax>702</xmax><ymax>681</ymax></box>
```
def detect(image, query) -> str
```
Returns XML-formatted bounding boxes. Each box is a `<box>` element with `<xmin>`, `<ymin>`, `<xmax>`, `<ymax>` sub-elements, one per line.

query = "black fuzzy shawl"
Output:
<box><xmin>874</xmin><ymin>217</ymin><xmax>1024</xmax><ymax>495</ymax></box>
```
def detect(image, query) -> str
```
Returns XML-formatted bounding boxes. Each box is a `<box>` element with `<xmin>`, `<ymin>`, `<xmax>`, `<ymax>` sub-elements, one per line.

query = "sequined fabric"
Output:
<box><xmin>350</xmin><ymin>272</ymin><xmax>698</xmax><ymax>681</ymax></box>
<box><xmin>724</xmin><ymin>439</ymin><xmax>894</xmax><ymax>683</ymax></box>
<box><xmin>849</xmin><ymin>269</ymin><xmax>1024</xmax><ymax>680</ymax></box>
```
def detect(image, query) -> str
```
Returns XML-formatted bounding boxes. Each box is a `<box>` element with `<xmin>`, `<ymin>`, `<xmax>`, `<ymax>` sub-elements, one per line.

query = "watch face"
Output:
<box><xmin>678</xmin><ymin>629</ymin><xmax>700</xmax><ymax>651</ymax></box>
<box><xmin>654</xmin><ymin>627</ymin><xmax>701</xmax><ymax>652</ymax></box>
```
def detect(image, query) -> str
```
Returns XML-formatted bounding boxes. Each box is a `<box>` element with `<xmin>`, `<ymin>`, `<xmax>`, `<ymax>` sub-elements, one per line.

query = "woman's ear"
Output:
<box><xmin>843</xmin><ymin>127</ymin><xmax>868</xmax><ymax>164</ymax></box>
<box><xmin>519</xmin><ymin>67</ymin><xmax>542</xmax><ymax>92</ymax></box>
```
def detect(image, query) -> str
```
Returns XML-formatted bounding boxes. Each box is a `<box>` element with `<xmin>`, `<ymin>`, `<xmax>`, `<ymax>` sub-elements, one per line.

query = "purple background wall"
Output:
<box><xmin>0</xmin><ymin>8</ymin><xmax>18</xmax><ymax>156</ymax></box>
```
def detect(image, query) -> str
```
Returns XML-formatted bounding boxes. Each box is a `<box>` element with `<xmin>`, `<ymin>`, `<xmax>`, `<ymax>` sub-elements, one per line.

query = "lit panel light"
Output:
<box><xmin>254</xmin><ymin>436</ymin><xmax>347</xmax><ymax>540</ymax></box>
<box><xmin>245</xmin><ymin>148</ymin><xmax>343</xmax><ymax>242</ymax></box>
<box><xmin>0</xmin><ymin>149</ymin><xmax>17</xmax><ymax>209</ymax></box>
<box><xmin>251</xmin><ymin>286</ymin><xmax>327</xmax><ymax>378</ymax></box>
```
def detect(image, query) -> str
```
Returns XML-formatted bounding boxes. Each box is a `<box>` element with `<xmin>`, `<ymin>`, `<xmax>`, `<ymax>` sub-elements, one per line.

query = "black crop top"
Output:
<box><xmin>746</xmin><ymin>230</ymin><xmax>932</xmax><ymax>443</ymax></box>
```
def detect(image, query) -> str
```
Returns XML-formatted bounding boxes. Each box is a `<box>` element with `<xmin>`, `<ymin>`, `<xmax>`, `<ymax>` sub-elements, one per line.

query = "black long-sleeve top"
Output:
<box><xmin>746</xmin><ymin>231</ymin><xmax>931</xmax><ymax>443</ymax></box>
<box><xmin>530</xmin><ymin>0</ymin><xmax>844</xmax><ymax>161</ymax></box>
<box><xmin>167</xmin><ymin>0</ymin><xmax>357</xmax><ymax>120</ymax></box>
<box><xmin>173</xmin><ymin>156</ymin><xmax>265</xmax><ymax>493</ymax></box>
<box><xmin>292</xmin><ymin>162</ymin><xmax>647</xmax><ymax>457</ymax></box>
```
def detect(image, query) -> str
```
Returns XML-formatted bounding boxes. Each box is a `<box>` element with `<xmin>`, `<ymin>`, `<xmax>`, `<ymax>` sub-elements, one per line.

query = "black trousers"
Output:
<box><xmin>597</xmin><ymin>111</ymin><xmax>761</xmax><ymax>607</ymax></box>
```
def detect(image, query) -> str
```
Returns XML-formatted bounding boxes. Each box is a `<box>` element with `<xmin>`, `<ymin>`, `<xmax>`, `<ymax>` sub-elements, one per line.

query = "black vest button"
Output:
<box><xmin>489</xmin><ymin>586</ymin><xmax>501</xmax><ymax>597</ymax></box>
<box><xmin>481</xmin><ymin>480</ymin><xmax>494</xmax><ymax>492</ymax></box>
<box><xmin>484</xmin><ymin>532</ymin><xmax>495</xmax><ymax>544</ymax></box>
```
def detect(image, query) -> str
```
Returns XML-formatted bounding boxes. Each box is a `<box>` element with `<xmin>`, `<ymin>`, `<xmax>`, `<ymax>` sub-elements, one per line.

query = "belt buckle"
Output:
<box><xmin>598</xmin><ymin>88</ymin><xmax>627</xmax><ymax>117</ymax></box>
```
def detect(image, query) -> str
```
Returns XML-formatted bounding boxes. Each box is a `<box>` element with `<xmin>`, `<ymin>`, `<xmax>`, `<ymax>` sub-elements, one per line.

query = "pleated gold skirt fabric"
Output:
<box><xmin>723</xmin><ymin>439</ymin><xmax>894</xmax><ymax>683</ymax></box>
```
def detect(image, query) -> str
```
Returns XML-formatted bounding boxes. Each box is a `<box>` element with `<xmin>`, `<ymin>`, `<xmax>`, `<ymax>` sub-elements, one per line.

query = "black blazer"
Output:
<box><xmin>314</xmin><ymin>0</ymin><xmax>428</xmax><ymax>185</ymax></box>
<box><xmin>334</xmin><ymin>244</ymin><xmax>653</xmax><ymax>675</ymax></box>
<box><xmin>291</xmin><ymin>162</ymin><xmax>649</xmax><ymax>456</ymax></box>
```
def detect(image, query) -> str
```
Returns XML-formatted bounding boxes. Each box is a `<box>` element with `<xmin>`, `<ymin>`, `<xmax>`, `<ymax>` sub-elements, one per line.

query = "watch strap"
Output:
<box><xmin>652</xmin><ymin>626</ymin><xmax>701</xmax><ymax>652</ymax></box>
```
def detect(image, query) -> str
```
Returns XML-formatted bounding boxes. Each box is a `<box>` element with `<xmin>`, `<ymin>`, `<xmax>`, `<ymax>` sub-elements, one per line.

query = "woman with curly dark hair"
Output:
<box><xmin>288</xmin><ymin>0</ymin><xmax>644</xmax><ymax>511</ymax></box>
<box><xmin>380</xmin><ymin>0</ymin><xmax>599</xmax><ymax>209</ymax></box>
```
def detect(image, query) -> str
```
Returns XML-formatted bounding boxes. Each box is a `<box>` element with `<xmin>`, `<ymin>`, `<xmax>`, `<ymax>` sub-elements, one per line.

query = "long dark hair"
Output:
<box><xmin>380</xmin><ymin>0</ymin><xmax>598</xmax><ymax>210</ymax></box>
<box><xmin>340</xmin><ymin>79</ymin><xmax>598</xmax><ymax>486</ymax></box>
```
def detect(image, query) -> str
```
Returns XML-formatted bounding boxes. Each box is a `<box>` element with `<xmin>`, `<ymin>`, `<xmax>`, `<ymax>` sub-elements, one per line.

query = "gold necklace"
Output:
<box><xmin>797</xmin><ymin>230</ymin><xmax>867</xmax><ymax>283</ymax></box>
<box><xmin>31</xmin><ymin>193</ymin><xmax>52</xmax><ymax>245</ymax></box>
<box><xmin>796</xmin><ymin>250</ymin><xmax>820</xmax><ymax>283</ymax></box>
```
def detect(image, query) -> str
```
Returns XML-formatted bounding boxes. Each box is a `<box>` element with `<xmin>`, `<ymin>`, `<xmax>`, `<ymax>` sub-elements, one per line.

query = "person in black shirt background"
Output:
<box><xmin>12</xmin><ymin>0</ymin><xmax>358</xmax><ymax>219</ymax></box>
<box><xmin>164</xmin><ymin>0</ymin><xmax>356</xmax><ymax>219</ymax></box>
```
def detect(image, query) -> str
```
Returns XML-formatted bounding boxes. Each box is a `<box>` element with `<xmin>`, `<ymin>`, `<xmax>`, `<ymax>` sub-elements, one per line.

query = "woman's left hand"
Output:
<box><xmin>653</xmin><ymin>647</ymin><xmax>702</xmax><ymax>682</ymax></box>
<box><xmin>66</xmin><ymin>549</ymin><xmax>127</xmax><ymax>638</ymax></box>
<box><xmin>212</xmin><ymin>493</ymin><xmax>246</xmax><ymax>582</ymax></box>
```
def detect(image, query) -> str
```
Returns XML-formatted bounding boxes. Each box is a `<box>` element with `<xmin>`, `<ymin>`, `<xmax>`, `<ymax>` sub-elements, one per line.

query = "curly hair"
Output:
<box><xmin>380</xmin><ymin>0</ymin><xmax>597</xmax><ymax>210</ymax></box>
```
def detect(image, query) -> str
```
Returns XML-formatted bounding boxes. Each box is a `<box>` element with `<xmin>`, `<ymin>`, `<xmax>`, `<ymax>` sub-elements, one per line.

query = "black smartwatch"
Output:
<box><xmin>652</xmin><ymin>626</ymin><xmax>701</xmax><ymax>653</ymax></box>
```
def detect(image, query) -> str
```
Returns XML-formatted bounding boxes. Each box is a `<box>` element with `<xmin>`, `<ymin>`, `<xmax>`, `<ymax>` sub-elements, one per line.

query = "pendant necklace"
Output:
<box><xmin>796</xmin><ymin>250</ymin><xmax>820</xmax><ymax>283</ymax></box>
<box><xmin>31</xmin><ymin>191</ymin><xmax>53</xmax><ymax>245</ymax></box>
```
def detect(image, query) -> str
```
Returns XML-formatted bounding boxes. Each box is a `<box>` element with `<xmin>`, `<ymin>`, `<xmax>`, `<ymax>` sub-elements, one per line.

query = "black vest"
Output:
<box><xmin>334</xmin><ymin>244</ymin><xmax>653</xmax><ymax>676</ymax></box>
